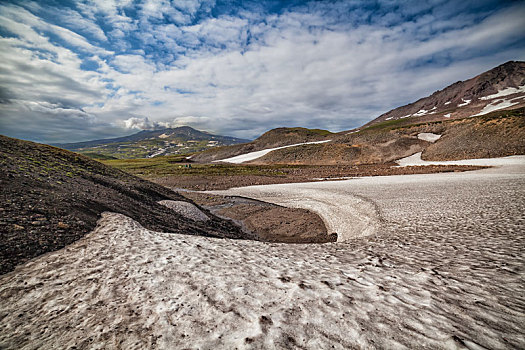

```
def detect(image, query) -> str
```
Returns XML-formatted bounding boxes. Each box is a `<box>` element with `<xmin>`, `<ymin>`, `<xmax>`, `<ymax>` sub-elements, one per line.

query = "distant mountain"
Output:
<box><xmin>55</xmin><ymin>126</ymin><xmax>249</xmax><ymax>159</ymax></box>
<box><xmin>364</xmin><ymin>61</ymin><xmax>525</xmax><ymax>128</ymax></box>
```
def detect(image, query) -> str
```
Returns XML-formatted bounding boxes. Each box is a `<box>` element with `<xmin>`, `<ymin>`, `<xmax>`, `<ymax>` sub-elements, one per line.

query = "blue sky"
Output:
<box><xmin>0</xmin><ymin>0</ymin><xmax>524</xmax><ymax>143</ymax></box>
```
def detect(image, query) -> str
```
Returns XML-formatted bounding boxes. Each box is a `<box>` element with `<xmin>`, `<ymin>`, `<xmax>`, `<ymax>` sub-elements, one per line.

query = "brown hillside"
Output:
<box><xmin>252</xmin><ymin>108</ymin><xmax>525</xmax><ymax>165</ymax></box>
<box><xmin>364</xmin><ymin>61</ymin><xmax>525</xmax><ymax>127</ymax></box>
<box><xmin>192</xmin><ymin>127</ymin><xmax>332</xmax><ymax>163</ymax></box>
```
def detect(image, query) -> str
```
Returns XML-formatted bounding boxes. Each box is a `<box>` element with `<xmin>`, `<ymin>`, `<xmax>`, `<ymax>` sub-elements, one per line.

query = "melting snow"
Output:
<box><xmin>215</xmin><ymin>140</ymin><xmax>331</xmax><ymax>164</ymax></box>
<box><xmin>1</xmin><ymin>164</ymin><xmax>525</xmax><ymax>349</ymax></box>
<box><xmin>396</xmin><ymin>152</ymin><xmax>525</xmax><ymax>167</ymax></box>
<box><xmin>412</xmin><ymin>109</ymin><xmax>428</xmax><ymax>117</ymax></box>
<box><xmin>458</xmin><ymin>99</ymin><xmax>471</xmax><ymax>107</ymax></box>
<box><xmin>479</xmin><ymin>85</ymin><xmax>525</xmax><ymax>100</ymax></box>
<box><xmin>471</xmin><ymin>97</ymin><xmax>521</xmax><ymax>117</ymax></box>
<box><xmin>417</xmin><ymin>133</ymin><xmax>441</xmax><ymax>143</ymax></box>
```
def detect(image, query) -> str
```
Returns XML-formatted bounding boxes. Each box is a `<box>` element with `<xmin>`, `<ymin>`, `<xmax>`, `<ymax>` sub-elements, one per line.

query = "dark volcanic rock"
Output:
<box><xmin>0</xmin><ymin>135</ymin><xmax>244</xmax><ymax>274</ymax></box>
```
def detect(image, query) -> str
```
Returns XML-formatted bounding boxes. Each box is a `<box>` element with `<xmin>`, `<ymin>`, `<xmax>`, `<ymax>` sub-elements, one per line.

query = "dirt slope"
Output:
<box><xmin>0</xmin><ymin>135</ymin><xmax>244</xmax><ymax>274</ymax></box>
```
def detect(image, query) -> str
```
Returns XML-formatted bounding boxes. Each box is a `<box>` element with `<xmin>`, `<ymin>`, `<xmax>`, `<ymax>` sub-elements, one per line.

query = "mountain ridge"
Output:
<box><xmin>363</xmin><ymin>60</ymin><xmax>525</xmax><ymax>128</ymax></box>
<box><xmin>55</xmin><ymin>126</ymin><xmax>249</xmax><ymax>159</ymax></box>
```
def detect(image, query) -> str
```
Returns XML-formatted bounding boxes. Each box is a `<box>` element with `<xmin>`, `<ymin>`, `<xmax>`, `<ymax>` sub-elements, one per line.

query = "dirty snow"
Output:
<box><xmin>159</xmin><ymin>200</ymin><xmax>210</xmax><ymax>222</ymax></box>
<box><xmin>479</xmin><ymin>85</ymin><xmax>525</xmax><ymax>100</ymax></box>
<box><xmin>1</xmin><ymin>164</ymin><xmax>524</xmax><ymax>349</ymax></box>
<box><xmin>471</xmin><ymin>97</ymin><xmax>521</xmax><ymax>117</ymax></box>
<box><xmin>417</xmin><ymin>133</ymin><xmax>441</xmax><ymax>142</ymax></box>
<box><xmin>215</xmin><ymin>140</ymin><xmax>331</xmax><ymax>164</ymax></box>
<box><xmin>214</xmin><ymin>186</ymin><xmax>380</xmax><ymax>242</ymax></box>
<box><xmin>396</xmin><ymin>152</ymin><xmax>525</xmax><ymax>167</ymax></box>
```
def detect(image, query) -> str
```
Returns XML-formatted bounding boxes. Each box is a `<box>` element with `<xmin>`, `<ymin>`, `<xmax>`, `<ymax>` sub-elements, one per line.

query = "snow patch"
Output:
<box><xmin>443</xmin><ymin>113</ymin><xmax>451</xmax><ymax>118</ymax></box>
<box><xmin>413</xmin><ymin>109</ymin><xmax>428</xmax><ymax>117</ymax></box>
<box><xmin>479</xmin><ymin>85</ymin><xmax>525</xmax><ymax>100</ymax></box>
<box><xmin>444</xmin><ymin>101</ymin><xmax>451</xmax><ymax>105</ymax></box>
<box><xmin>215</xmin><ymin>140</ymin><xmax>332</xmax><ymax>164</ymax></box>
<box><xmin>400</xmin><ymin>114</ymin><xmax>412</xmax><ymax>119</ymax></box>
<box><xmin>417</xmin><ymin>133</ymin><xmax>441</xmax><ymax>143</ymax></box>
<box><xmin>471</xmin><ymin>97</ymin><xmax>520</xmax><ymax>117</ymax></box>
<box><xmin>458</xmin><ymin>99</ymin><xmax>471</xmax><ymax>107</ymax></box>
<box><xmin>396</xmin><ymin>152</ymin><xmax>525</xmax><ymax>167</ymax></box>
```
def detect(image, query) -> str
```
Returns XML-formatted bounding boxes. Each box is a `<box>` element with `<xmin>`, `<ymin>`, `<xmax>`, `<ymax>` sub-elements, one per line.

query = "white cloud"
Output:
<box><xmin>1</xmin><ymin>1</ymin><xmax>524</xmax><ymax>143</ymax></box>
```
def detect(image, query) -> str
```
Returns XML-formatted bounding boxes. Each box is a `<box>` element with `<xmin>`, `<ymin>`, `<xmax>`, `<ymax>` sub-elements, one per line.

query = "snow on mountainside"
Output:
<box><xmin>365</xmin><ymin>61</ymin><xmax>525</xmax><ymax>127</ymax></box>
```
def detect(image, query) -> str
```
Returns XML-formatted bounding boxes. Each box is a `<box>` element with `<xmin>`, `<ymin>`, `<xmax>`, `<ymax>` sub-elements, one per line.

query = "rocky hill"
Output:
<box><xmin>252</xmin><ymin>108</ymin><xmax>524</xmax><ymax>165</ymax></box>
<box><xmin>363</xmin><ymin>61</ymin><xmax>525</xmax><ymax>128</ymax></box>
<box><xmin>0</xmin><ymin>135</ymin><xmax>244</xmax><ymax>274</ymax></box>
<box><xmin>55</xmin><ymin>126</ymin><xmax>249</xmax><ymax>159</ymax></box>
<box><xmin>192</xmin><ymin>127</ymin><xmax>332</xmax><ymax>163</ymax></box>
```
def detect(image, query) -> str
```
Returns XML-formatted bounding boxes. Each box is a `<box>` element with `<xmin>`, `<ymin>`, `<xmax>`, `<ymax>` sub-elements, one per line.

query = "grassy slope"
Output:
<box><xmin>0</xmin><ymin>136</ymin><xmax>243</xmax><ymax>274</ymax></box>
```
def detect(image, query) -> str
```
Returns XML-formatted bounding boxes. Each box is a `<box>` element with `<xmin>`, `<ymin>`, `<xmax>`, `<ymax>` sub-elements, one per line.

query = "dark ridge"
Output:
<box><xmin>0</xmin><ymin>135</ymin><xmax>244</xmax><ymax>274</ymax></box>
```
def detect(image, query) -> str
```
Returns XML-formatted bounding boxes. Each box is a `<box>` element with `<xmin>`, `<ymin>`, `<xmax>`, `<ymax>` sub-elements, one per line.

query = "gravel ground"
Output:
<box><xmin>0</xmin><ymin>161</ymin><xmax>524</xmax><ymax>349</ymax></box>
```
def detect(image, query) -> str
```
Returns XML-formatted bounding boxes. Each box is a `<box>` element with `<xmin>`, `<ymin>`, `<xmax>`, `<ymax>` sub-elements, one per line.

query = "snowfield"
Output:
<box><xmin>396</xmin><ymin>152</ymin><xmax>525</xmax><ymax>167</ymax></box>
<box><xmin>214</xmin><ymin>140</ymin><xmax>331</xmax><ymax>163</ymax></box>
<box><xmin>417</xmin><ymin>132</ymin><xmax>441</xmax><ymax>142</ymax></box>
<box><xmin>1</xmin><ymin>162</ymin><xmax>524</xmax><ymax>349</ymax></box>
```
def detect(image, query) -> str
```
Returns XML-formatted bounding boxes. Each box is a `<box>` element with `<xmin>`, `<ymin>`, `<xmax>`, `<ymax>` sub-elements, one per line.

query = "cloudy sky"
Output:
<box><xmin>0</xmin><ymin>0</ymin><xmax>524</xmax><ymax>143</ymax></box>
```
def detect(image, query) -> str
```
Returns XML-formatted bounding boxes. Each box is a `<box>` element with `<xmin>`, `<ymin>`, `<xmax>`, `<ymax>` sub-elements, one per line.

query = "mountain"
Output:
<box><xmin>55</xmin><ymin>126</ymin><xmax>249</xmax><ymax>159</ymax></box>
<box><xmin>0</xmin><ymin>135</ymin><xmax>244</xmax><ymax>274</ymax></box>
<box><xmin>192</xmin><ymin>61</ymin><xmax>524</xmax><ymax>165</ymax></box>
<box><xmin>252</xmin><ymin>108</ymin><xmax>524</xmax><ymax>164</ymax></box>
<box><xmin>364</xmin><ymin>61</ymin><xmax>525</xmax><ymax>128</ymax></box>
<box><xmin>191</xmin><ymin>127</ymin><xmax>333</xmax><ymax>163</ymax></box>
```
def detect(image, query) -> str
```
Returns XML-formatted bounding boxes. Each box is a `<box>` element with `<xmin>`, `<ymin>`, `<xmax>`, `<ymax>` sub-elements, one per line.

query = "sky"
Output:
<box><xmin>0</xmin><ymin>0</ymin><xmax>524</xmax><ymax>143</ymax></box>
